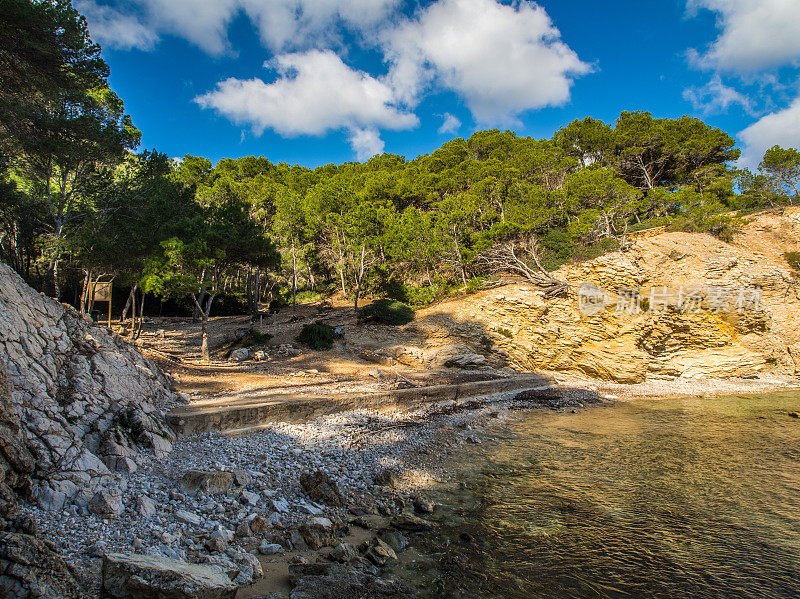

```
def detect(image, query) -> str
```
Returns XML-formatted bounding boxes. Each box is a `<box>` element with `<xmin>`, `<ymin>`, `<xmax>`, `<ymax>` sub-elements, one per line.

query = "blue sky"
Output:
<box><xmin>76</xmin><ymin>0</ymin><xmax>800</xmax><ymax>168</ymax></box>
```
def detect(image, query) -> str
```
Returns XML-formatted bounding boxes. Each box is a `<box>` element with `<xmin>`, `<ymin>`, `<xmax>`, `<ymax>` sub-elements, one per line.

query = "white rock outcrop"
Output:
<box><xmin>0</xmin><ymin>262</ymin><xmax>176</xmax><ymax>510</ymax></box>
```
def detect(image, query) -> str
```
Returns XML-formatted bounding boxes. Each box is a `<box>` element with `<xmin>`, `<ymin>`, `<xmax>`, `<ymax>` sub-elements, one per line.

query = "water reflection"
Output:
<box><xmin>411</xmin><ymin>394</ymin><xmax>800</xmax><ymax>598</ymax></box>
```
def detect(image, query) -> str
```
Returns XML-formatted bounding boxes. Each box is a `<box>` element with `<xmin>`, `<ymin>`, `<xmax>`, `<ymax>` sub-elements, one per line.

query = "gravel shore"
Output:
<box><xmin>19</xmin><ymin>374</ymin><xmax>800</xmax><ymax>597</ymax></box>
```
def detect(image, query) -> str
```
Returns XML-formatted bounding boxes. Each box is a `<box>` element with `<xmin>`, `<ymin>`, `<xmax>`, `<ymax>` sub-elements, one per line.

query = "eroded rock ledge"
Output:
<box><xmin>0</xmin><ymin>262</ymin><xmax>177</xmax><ymax>510</ymax></box>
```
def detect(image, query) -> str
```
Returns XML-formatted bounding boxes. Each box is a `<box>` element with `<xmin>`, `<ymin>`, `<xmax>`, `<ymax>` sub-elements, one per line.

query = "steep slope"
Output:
<box><xmin>353</xmin><ymin>208</ymin><xmax>800</xmax><ymax>383</ymax></box>
<box><xmin>0</xmin><ymin>262</ymin><xmax>176</xmax><ymax>511</ymax></box>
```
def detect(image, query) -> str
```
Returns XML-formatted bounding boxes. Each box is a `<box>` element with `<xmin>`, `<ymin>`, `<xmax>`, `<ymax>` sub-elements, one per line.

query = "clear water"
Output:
<box><xmin>406</xmin><ymin>393</ymin><xmax>800</xmax><ymax>598</ymax></box>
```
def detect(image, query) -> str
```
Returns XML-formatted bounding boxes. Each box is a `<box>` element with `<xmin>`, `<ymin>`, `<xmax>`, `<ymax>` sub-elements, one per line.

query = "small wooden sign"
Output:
<box><xmin>93</xmin><ymin>281</ymin><xmax>112</xmax><ymax>302</ymax></box>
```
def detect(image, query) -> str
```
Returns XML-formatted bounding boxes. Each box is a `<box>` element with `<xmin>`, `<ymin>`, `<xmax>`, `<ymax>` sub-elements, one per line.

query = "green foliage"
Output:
<box><xmin>497</xmin><ymin>328</ymin><xmax>513</xmax><ymax>339</ymax></box>
<box><xmin>464</xmin><ymin>277</ymin><xmax>486</xmax><ymax>294</ymax></box>
<box><xmin>296</xmin><ymin>321</ymin><xmax>337</xmax><ymax>351</ymax></box>
<box><xmin>0</xmin><ymin>2</ymin><xmax>786</xmax><ymax>312</ymax></box>
<box><xmin>359</xmin><ymin>299</ymin><xmax>415</xmax><ymax>325</ymax></box>
<box><xmin>401</xmin><ymin>283</ymin><xmax>448</xmax><ymax>308</ymax></box>
<box><xmin>785</xmin><ymin>252</ymin><xmax>800</xmax><ymax>272</ymax></box>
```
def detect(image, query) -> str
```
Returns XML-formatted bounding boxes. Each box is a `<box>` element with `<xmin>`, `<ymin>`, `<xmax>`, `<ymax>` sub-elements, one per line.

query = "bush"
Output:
<box><xmin>295</xmin><ymin>289</ymin><xmax>327</xmax><ymax>304</ymax></box>
<box><xmin>222</xmin><ymin>328</ymin><xmax>273</xmax><ymax>358</ymax></box>
<box><xmin>268</xmin><ymin>298</ymin><xmax>286</xmax><ymax>314</ymax></box>
<box><xmin>359</xmin><ymin>299</ymin><xmax>415</xmax><ymax>325</ymax></box>
<box><xmin>295</xmin><ymin>321</ymin><xmax>337</xmax><ymax>350</ymax></box>
<box><xmin>786</xmin><ymin>251</ymin><xmax>800</xmax><ymax>272</ymax></box>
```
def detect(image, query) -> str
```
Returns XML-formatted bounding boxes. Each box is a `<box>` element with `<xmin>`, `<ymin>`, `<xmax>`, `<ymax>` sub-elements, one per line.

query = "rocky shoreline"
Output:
<box><xmin>16</xmin><ymin>374</ymin><xmax>799</xmax><ymax>598</ymax></box>
<box><xmin>13</xmin><ymin>383</ymin><xmax>603</xmax><ymax>598</ymax></box>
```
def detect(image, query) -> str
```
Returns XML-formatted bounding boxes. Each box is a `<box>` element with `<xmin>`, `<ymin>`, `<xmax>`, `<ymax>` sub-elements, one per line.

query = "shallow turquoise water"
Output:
<box><xmin>410</xmin><ymin>393</ymin><xmax>800</xmax><ymax>598</ymax></box>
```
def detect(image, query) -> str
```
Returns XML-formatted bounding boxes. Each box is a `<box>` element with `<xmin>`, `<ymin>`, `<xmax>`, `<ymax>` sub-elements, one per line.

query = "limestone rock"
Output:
<box><xmin>180</xmin><ymin>470</ymin><xmax>235</xmax><ymax>495</ymax></box>
<box><xmin>299</xmin><ymin>470</ymin><xmax>345</xmax><ymax>506</ymax></box>
<box><xmin>0</xmin><ymin>262</ymin><xmax>175</xmax><ymax>508</ymax></box>
<box><xmin>101</xmin><ymin>553</ymin><xmax>237</xmax><ymax>599</ymax></box>
<box><xmin>88</xmin><ymin>488</ymin><xmax>124</xmax><ymax>517</ymax></box>
<box><xmin>229</xmin><ymin>349</ymin><xmax>249</xmax><ymax>362</ymax></box>
<box><xmin>299</xmin><ymin>517</ymin><xmax>334</xmax><ymax>550</ymax></box>
<box><xmin>0</xmin><ymin>531</ymin><xmax>85</xmax><ymax>599</ymax></box>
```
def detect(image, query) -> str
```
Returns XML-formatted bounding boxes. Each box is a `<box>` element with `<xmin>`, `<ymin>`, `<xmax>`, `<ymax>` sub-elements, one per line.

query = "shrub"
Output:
<box><xmin>497</xmin><ymin>328</ymin><xmax>513</xmax><ymax>339</ymax></box>
<box><xmin>786</xmin><ymin>251</ymin><xmax>800</xmax><ymax>272</ymax></box>
<box><xmin>295</xmin><ymin>321</ymin><xmax>337</xmax><ymax>350</ymax></box>
<box><xmin>359</xmin><ymin>299</ymin><xmax>415</xmax><ymax>325</ymax></box>
<box><xmin>268</xmin><ymin>298</ymin><xmax>286</xmax><ymax>314</ymax></box>
<box><xmin>295</xmin><ymin>289</ymin><xmax>327</xmax><ymax>304</ymax></box>
<box><xmin>464</xmin><ymin>276</ymin><xmax>486</xmax><ymax>293</ymax></box>
<box><xmin>222</xmin><ymin>328</ymin><xmax>273</xmax><ymax>358</ymax></box>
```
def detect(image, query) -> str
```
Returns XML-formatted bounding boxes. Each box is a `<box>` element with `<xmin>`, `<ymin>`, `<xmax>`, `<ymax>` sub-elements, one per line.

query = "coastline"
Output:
<box><xmin>20</xmin><ymin>373</ymin><xmax>800</xmax><ymax>597</ymax></box>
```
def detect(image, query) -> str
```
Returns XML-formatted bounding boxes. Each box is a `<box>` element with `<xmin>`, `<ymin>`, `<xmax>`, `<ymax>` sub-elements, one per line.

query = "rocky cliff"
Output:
<box><xmin>0</xmin><ymin>262</ymin><xmax>176</xmax><ymax>512</ymax></box>
<box><xmin>355</xmin><ymin>208</ymin><xmax>800</xmax><ymax>383</ymax></box>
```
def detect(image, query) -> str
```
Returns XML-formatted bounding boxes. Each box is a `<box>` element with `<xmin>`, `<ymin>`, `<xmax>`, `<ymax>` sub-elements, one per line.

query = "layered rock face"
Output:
<box><xmin>354</xmin><ymin>209</ymin><xmax>800</xmax><ymax>383</ymax></box>
<box><xmin>0</xmin><ymin>262</ymin><xmax>176</xmax><ymax>510</ymax></box>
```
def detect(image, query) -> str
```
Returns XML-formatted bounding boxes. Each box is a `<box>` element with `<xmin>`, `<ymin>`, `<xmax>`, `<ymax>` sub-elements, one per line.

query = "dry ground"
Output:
<box><xmin>128</xmin><ymin>300</ymin><xmax>505</xmax><ymax>407</ymax></box>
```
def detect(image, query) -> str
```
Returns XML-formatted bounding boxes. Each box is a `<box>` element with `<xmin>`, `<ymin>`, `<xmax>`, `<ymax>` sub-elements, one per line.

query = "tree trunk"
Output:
<box><xmin>291</xmin><ymin>237</ymin><xmax>298</xmax><ymax>313</ymax></box>
<box><xmin>253</xmin><ymin>269</ymin><xmax>261</xmax><ymax>315</ymax></box>
<box><xmin>133</xmin><ymin>289</ymin><xmax>145</xmax><ymax>340</ymax></box>
<box><xmin>79</xmin><ymin>271</ymin><xmax>91</xmax><ymax>314</ymax></box>
<box><xmin>354</xmin><ymin>244</ymin><xmax>366</xmax><ymax>315</ymax></box>
<box><xmin>200</xmin><ymin>316</ymin><xmax>210</xmax><ymax>362</ymax></box>
<box><xmin>121</xmin><ymin>284</ymin><xmax>137</xmax><ymax>326</ymax></box>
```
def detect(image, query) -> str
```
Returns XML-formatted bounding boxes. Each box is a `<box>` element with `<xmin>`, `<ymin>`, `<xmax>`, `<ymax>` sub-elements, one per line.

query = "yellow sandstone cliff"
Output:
<box><xmin>355</xmin><ymin>208</ymin><xmax>800</xmax><ymax>383</ymax></box>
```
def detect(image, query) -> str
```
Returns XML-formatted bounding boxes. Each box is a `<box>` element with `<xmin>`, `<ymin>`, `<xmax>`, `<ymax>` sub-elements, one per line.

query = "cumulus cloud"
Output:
<box><xmin>438</xmin><ymin>113</ymin><xmax>462</xmax><ymax>135</ymax></box>
<box><xmin>74</xmin><ymin>0</ymin><xmax>158</xmax><ymax>51</ymax></box>
<box><xmin>687</xmin><ymin>0</ymin><xmax>800</xmax><ymax>72</ymax></box>
<box><xmin>738</xmin><ymin>96</ymin><xmax>800</xmax><ymax>167</ymax></box>
<box><xmin>241</xmin><ymin>0</ymin><xmax>400</xmax><ymax>52</ymax></box>
<box><xmin>382</xmin><ymin>0</ymin><xmax>590</xmax><ymax>123</ymax></box>
<box><xmin>77</xmin><ymin>0</ymin><xmax>399</xmax><ymax>55</ymax></box>
<box><xmin>683</xmin><ymin>75</ymin><xmax>752</xmax><ymax>115</ymax></box>
<box><xmin>348</xmin><ymin>128</ymin><xmax>385</xmax><ymax>161</ymax></box>
<box><xmin>195</xmin><ymin>50</ymin><xmax>418</xmax><ymax>155</ymax></box>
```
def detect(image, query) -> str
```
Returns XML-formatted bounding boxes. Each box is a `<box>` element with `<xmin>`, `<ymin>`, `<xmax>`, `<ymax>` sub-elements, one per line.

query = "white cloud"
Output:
<box><xmin>77</xmin><ymin>0</ymin><xmax>399</xmax><ymax>55</ymax></box>
<box><xmin>438</xmin><ymin>113</ymin><xmax>462</xmax><ymax>135</ymax></box>
<box><xmin>738</xmin><ymin>96</ymin><xmax>800</xmax><ymax>167</ymax></box>
<box><xmin>687</xmin><ymin>0</ymin><xmax>800</xmax><ymax>73</ymax></box>
<box><xmin>74</xmin><ymin>0</ymin><xmax>158</xmax><ymax>51</ymax></box>
<box><xmin>138</xmin><ymin>0</ymin><xmax>239</xmax><ymax>56</ymax></box>
<box><xmin>683</xmin><ymin>75</ymin><xmax>752</xmax><ymax>115</ymax></box>
<box><xmin>382</xmin><ymin>0</ymin><xmax>590</xmax><ymax>123</ymax></box>
<box><xmin>348</xmin><ymin>128</ymin><xmax>385</xmax><ymax>161</ymax></box>
<box><xmin>195</xmin><ymin>50</ymin><xmax>418</xmax><ymax>156</ymax></box>
<box><xmin>241</xmin><ymin>0</ymin><xmax>400</xmax><ymax>52</ymax></box>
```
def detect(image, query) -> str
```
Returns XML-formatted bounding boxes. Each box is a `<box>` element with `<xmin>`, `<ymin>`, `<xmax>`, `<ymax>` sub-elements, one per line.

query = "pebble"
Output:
<box><xmin>21</xmin><ymin>388</ymin><xmax>525</xmax><ymax>583</ymax></box>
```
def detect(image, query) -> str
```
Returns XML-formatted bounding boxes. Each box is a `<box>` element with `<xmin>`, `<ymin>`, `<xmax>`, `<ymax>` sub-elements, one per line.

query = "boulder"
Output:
<box><xmin>299</xmin><ymin>471</ymin><xmax>345</xmax><ymax>506</ymax></box>
<box><xmin>298</xmin><ymin>517</ymin><xmax>334</xmax><ymax>550</ymax></box>
<box><xmin>229</xmin><ymin>349</ymin><xmax>249</xmax><ymax>362</ymax></box>
<box><xmin>101</xmin><ymin>553</ymin><xmax>237</xmax><ymax>599</ymax></box>
<box><xmin>88</xmin><ymin>488</ymin><xmax>124</xmax><ymax>517</ymax></box>
<box><xmin>180</xmin><ymin>471</ymin><xmax>234</xmax><ymax>495</ymax></box>
<box><xmin>0</xmin><ymin>531</ymin><xmax>85</xmax><ymax>599</ymax></box>
<box><xmin>390</xmin><ymin>514</ymin><xmax>435</xmax><ymax>533</ymax></box>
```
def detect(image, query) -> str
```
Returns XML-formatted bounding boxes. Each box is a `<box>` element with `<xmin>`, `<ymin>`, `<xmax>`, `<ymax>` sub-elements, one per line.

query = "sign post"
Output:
<box><xmin>92</xmin><ymin>281</ymin><xmax>113</xmax><ymax>327</ymax></box>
